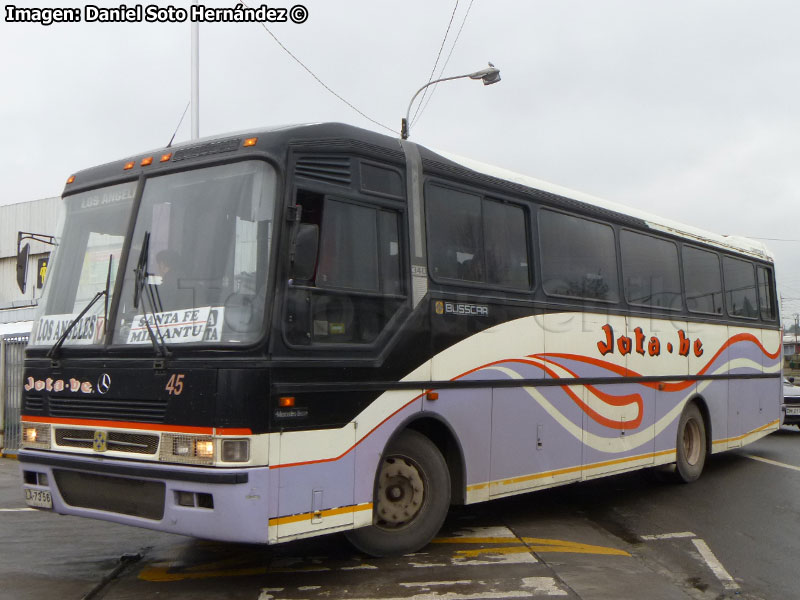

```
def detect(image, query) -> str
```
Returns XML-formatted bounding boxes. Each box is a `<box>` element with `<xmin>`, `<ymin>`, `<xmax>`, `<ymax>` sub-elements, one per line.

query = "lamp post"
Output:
<box><xmin>400</xmin><ymin>63</ymin><xmax>501</xmax><ymax>140</ymax></box>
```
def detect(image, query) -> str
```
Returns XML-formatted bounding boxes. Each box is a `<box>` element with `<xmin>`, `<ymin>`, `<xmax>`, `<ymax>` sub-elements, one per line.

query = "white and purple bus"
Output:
<box><xmin>18</xmin><ymin>123</ymin><xmax>781</xmax><ymax>557</ymax></box>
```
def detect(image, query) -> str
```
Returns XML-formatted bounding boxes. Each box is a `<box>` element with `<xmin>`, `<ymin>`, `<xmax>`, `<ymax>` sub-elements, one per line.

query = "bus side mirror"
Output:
<box><xmin>291</xmin><ymin>224</ymin><xmax>319</xmax><ymax>281</ymax></box>
<box><xmin>16</xmin><ymin>242</ymin><xmax>30</xmax><ymax>294</ymax></box>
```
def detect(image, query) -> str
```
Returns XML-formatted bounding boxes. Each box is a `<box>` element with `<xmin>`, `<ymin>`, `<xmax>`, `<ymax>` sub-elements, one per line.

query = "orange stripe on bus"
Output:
<box><xmin>712</xmin><ymin>420</ymin><xmax>779</xmax><ymax>445</ymax></box>
<box><xmin>467</xmin><ymin>449</ymin><xmax>676</xmax><ymax>492</ymax></box>
<box><xmin>268</xmin><ymin>503</ymin><xmax>372</xmax><ymax>526</ymax></box>
<box><xmin>21</xmin><ymin>416</ymin><xmax>253</xmax><ymax>435</ymax></box>
<box><xmin>214</xmin><ymin>428</ymin><xmax>253</xmax><ymax>436</ymax></box>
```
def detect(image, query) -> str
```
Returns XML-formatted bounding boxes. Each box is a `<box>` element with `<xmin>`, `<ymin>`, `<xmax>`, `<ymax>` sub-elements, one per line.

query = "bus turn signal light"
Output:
<box><xmin>279</xmin><ymin>396</ymin><xmax>295</xmax><ymax>407</ymax></box>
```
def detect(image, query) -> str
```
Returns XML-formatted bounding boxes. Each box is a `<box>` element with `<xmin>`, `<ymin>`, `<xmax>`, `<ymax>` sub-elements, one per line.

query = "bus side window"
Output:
<box><xmin>539</xmin><ymin>209</ymin><xmax>619</xmax><ymax>302</ymax></box>
<box><xmin>683</xmin><ymin>245</ymin><xmax>724</xmax><ymax>315</ymax></box>
<box><xmin>723</xmin><ymin>256</ymin><xmax>759</xmax><ymax>319</ymax></box>
<box><xmin>621</xmin><ymin>230</ymin><xmax>682</xmax><ymax>310</ymax></box>
<box><xmin>426</xmin><ymin>183</ymin><xmax>530</xmax><ymax>290</ymax></box>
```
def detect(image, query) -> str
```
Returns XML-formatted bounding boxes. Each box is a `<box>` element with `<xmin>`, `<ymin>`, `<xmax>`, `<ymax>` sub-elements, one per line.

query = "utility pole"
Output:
<box><xmin>190</xmin><ymin>0</ymin><xmax>199</xmax><ymax>140</ymax></box>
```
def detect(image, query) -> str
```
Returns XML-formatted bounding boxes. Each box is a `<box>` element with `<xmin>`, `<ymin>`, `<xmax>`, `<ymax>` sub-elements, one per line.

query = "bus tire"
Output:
<box><xmin>674</xmin><ymin>402</ymin><xmax>707</xmax><ymax>483</ymax></box>
<box><xmin>345</xmin><ymin>429</ymin><xmax>450</xmax><ymax>557</ymax></box>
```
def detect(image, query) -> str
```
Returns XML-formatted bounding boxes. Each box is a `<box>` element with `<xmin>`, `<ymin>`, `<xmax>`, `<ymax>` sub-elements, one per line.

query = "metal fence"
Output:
<box><xmin>1</xmin><ymin>334</ymin><xmax>28</xmax><ymax>454</ymax></box>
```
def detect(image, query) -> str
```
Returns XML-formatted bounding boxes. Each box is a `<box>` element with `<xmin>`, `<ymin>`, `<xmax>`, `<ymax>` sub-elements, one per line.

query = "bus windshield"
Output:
<box><xmin>30</xmin><ymin>160</ymin><xmax>277</xmax><ymax>349</ymax></box>
<box><xmin>30</xmin><ymin>181</ymin><xmax>136</xmax><ymax>348</ymax></box>
<box><xmin>114</xmin><ymin>160</ymin><xmax>277</xmax><ymax>346</ymax></box>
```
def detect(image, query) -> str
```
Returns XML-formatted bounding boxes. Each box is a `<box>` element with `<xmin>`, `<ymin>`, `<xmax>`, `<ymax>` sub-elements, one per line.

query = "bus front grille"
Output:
<box><xmin>55</xmin><ymin>429</ymin><xmax>159</xmax><ymax>455</ymax></box>
<box><xmin>48</xmin><ymin>396</ymin><xmax>167</xmax><ymax>423</ymax></box>
<box><xmin>53</xmin><ymin>469</ymin><xmax>165</xmax><ymax>520</ymax></box>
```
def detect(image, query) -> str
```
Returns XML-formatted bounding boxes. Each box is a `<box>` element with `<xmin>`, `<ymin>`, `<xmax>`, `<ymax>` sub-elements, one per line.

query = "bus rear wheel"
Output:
<box><xmin>675</xmin><ymin>402</ymin><xmax>707</xmax><ymax>483</ymax></box>
<box><xmin>345</xmin><ymin>429</ymin><xmax>450</xmax><ymax>557</ymax></box>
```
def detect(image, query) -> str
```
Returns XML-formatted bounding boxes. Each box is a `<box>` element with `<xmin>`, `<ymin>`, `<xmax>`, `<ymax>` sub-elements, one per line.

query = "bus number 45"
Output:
<box><xmin>166</xmin><ymin>374</ymin><xmax>185</xmax><ymax>396</ymax></box>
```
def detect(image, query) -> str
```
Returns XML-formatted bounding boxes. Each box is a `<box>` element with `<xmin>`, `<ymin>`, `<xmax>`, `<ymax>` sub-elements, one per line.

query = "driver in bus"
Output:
<box><xmin>155</xmin><ymin>249</ymin><xmax>182</xmax><ymax>311</ymax></box>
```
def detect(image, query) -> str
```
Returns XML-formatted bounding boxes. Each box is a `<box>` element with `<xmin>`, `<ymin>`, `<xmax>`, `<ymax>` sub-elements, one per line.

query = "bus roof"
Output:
<box><xmin>66</xmin><ymin>122</ymin><xmax>772</xmax><ymax>262</ymax></box>
<box><xmin>433</xmin><ymin>149</ymin><xmax>773</xmax><ymax>262</ymax></box>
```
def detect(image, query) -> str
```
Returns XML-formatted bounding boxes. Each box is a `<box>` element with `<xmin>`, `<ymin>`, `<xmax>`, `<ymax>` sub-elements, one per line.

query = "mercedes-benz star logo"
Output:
<box><xmin>96</xmin><ymin>373</ymin><xmax>111</xmax><ymax>395</ymax></box>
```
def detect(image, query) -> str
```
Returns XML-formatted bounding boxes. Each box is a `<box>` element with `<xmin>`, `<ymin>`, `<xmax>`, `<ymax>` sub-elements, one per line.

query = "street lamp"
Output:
<box><xmin>400</xmin><ymin>62</ymin><xmax>501</xmax><ymax>140</ymax></box>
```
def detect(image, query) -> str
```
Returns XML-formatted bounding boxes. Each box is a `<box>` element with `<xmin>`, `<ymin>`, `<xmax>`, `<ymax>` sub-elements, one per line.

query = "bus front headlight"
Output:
<box><xmin>160</xmin><ymin>434</ymin><xmax>214</xmax><ymax>465</ymax></box>
<box><xmin>20</xmin><ymin>422</ymin><xmax>51</xmax><ymax>450</ymax></box>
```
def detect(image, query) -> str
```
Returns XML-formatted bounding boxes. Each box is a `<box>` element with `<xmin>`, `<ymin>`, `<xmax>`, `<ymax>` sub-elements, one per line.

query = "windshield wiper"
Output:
<box><xmin>132</xmin><ymin>231</ymin><xmax>171</xmax><ymax>359</ymax></box>
<box><xmin>48</xmin><ymin>255</ymin><xmax>114</xmax><ymax>361</ymax></box>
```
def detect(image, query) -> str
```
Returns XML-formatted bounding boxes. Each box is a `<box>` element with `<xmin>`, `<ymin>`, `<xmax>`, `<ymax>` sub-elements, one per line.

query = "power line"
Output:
<box><xmin>413</xmin><ymin>0</ymin><xmax>476</xmax><ymax>127</ymax></box>
<box><xmin>240</xmin><ymin>0</ymin><xmax>396</xmax><ymax>134</ymax></box>
<box><xmin>410</xmin><ymin>1</ymin><xmax>460</xmax><ymax>126</ymax></box>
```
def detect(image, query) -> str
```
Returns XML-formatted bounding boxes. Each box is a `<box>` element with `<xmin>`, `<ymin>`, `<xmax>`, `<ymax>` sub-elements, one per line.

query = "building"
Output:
<box><xmin>0</xmin><ymin>197</ymin><xmax>62</xmax><ymax>334</ymax></box>
<box><xmin>1</xmin><ymin>197</ymin><xmax>62</xmax><ymax>453</ymax></box>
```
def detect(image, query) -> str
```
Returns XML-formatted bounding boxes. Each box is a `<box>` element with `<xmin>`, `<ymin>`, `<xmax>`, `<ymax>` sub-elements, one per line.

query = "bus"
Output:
<box><xmin>18</xmin><ymin>123</ymin><xmax>781</xmax><ymax>557</ymax></box>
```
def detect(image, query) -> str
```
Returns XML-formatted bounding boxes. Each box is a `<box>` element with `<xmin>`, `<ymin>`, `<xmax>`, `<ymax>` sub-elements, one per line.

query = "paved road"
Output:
<box><xmin>2</xmin><ymin>427</ymin><xmax>799</xmax><ymax>599</ymax></box>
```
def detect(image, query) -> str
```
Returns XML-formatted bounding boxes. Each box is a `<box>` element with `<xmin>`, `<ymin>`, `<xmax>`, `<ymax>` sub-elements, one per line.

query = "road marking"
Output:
<box><xmin>521</xmin><ymin>577</ymin><xmax>569</xmax><ymax>596</ymax></box>
<box><xmin>0</xmin><ymin>508</ymin><xmax>36</xmax><ymax>512</ymax></box>
<box><xmin>139</xmin><ymin>524</ymin><xmax>626</xmax><ymax>582</ymax></box>
<box><xmin>455</xmin><ymin>546</ymin><xmax>533</xmax><ymax>558</ymax></box>
<box><xmin>691</xmin><ymin>539</ymin><xmax>740</xmax><ymax>591</ymax></box>
<box><xmin>640</xmin><ymin>532</ymin><xmax>696</xmax><ymax>540</ymax></box>
<box><xmin>742</xmin><ymin>453</ymin><xmax>800</xmax><ymax>472</ymax></box>
<box><xmin>433</xmin><ymin>526</ymin><xmax>630</xmax><ymax>557</ymax></box>
<box><xmin>399</xmin><ymin>581</ymin><xmax>472</xmax><ymax>588</ymax></box>
<box><xmin>643</xmin><ymin>532</ymin><xmax>742</xmax><ymax>591</ymax></box>
<box><xmin>258</xmin><ymin>578</ymin><xmax>569</xmax><ymax>600</ymax></box>
<box><xmin>340</xmin><ymin>563</ymin><xmax>379</xmax><ymax>570</ymax></box>
<box><xmin>522</xmin><ymin>538</ymin><xmax>630</xmax><ymax>556</ymax></box>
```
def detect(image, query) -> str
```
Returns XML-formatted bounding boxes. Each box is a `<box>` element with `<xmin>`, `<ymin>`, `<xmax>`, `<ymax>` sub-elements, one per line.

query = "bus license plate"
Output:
<box><xmin>786</xmin><ymin>407</ymin><xmax>800</xmax><ymax>416</ymax></box>
<box><xmin>24</xmin><ymin>489</ymin><xmax>52</xmax><ymax>509</ymax></box>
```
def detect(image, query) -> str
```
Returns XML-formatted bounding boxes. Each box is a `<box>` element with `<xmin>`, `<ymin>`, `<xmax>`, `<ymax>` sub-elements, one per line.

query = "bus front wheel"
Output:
<box><xmin>345</xmin><ymin>429</ymin><xmax>450</xmax><ymax>557</ymax></box>
<box><xmin>675</xmin><ymin>402</ymin><xmax>707</xmax><ymax>483</ymax></box>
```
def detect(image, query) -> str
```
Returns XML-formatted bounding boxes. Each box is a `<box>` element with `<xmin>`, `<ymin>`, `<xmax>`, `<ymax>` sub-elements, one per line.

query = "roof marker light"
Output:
<box><xmin>160</xmin><ymin>152</ymin><xmax>172</xmax><ymax>162</ymax></box>
<box><xmin>243</xmin><ymin>137</ymin><xmax>258</xmax><ymax>147</ymax></box>
<box><xmin>141</xmin><ymin>157</ymin><xmax>153</xmax><ymax>166</ymax></box>
<box><xmin>123</xmin><ymin>161</ymin><xmax>135</xmax><ymax>170</ymax></box>
<box><xmin>279</xmin><ymin>396</ymin><xmax>295</xmax><ymax>407</ymax></box>
<box><xmin>66</xmin><ymin>175</ymin><xmax>75</xmax><ymax>184</ymax></box>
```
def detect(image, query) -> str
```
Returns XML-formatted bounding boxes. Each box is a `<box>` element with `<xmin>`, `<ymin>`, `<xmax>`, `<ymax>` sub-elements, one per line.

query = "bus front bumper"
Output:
<box><xmin>18</xmin><ymin>449</ymin><xmax>272</xmax><ymax>544</ymax></box>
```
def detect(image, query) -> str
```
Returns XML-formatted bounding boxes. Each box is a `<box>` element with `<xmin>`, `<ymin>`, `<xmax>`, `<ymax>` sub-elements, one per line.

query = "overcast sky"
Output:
<box><xmin>2</xmin><ymin>0</ymin><xmax>799</xmax><ymax>322</ymax></box>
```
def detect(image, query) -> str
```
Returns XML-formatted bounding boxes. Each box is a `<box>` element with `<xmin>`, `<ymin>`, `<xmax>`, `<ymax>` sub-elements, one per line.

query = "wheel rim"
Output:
<box><xmin>375</xmin><ymin>455</ymin><xmax>425</xmax><ymax>528</ymax></box>
<box><xmin>683</xmin><ymin>418</ymin><xmax>702</xmax><ymax>466</ymax></box>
